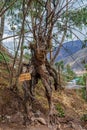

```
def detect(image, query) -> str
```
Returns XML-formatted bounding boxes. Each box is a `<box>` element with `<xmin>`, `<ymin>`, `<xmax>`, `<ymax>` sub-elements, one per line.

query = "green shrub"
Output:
<box><xmin>84</xmin><ymin>64</ymin><xmax>87</xmax><ymax>70</ymax></box>
<box><xmin>76</xmin><ymin>74</ymin><xmax>87</xmax><ymax>86</ymax></box>
<box><xmin>76</xmin><ymin>74</ymin><xmax>87</xmax><ymax>100</ymax></box>
<box><xmin>64</xmin><ymin>64</ymin><xmax>76</xmax><ymax>82</ymax></box>
<box><xmin>81</xmin><ymin>114</ymin><xmax>87</xmax><ymax>121</ymax></box>
<box><xmin>0</xmin><ymin>52</ymin><xmax>10</xmax><ymax>62</ymax></box>
<box><xmin>23</xmin><ymin>52</ymin><xmax>31</xmax><ymax>60</ymax></box>
<box><xmin>81</xmin><ymin>87</ymin><xmax>86</xmax><ymax>100</ymax></box>
<box><xmin>55</xmin><ymin>104</ymin><xmax>65</xmax><ymax>117</ymax></box>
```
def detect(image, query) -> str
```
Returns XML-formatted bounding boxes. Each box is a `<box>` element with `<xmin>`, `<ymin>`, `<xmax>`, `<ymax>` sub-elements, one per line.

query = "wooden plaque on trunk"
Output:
<box><xmin>19</xmin><ymin>73</ymin><xmax>31</xmax><ymax>82</ymax></box>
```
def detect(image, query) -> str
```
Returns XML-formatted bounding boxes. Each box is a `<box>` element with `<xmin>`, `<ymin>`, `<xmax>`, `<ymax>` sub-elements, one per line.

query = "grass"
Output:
<box><xmin>55</xmin><ymin>103</ymin><xmax>65</xmax><ymax>117</ymax></box>
<box><xmin>81</xmin><ymin>114</ymin><xmax>87</xmax><ymax>121</ymax></box>
<box><xmin>0</xmin><ymin>52</ymin><xmax>10</xmax><ymax>62</ymax></box>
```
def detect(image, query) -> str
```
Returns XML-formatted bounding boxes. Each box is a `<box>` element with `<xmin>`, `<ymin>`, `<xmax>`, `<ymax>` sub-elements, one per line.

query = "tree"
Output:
<box><xmin>55</xmin><ymin>61</ymin><xmax>64</xmax><ymax>70</ymax></box>
<box><xmin>65</xmin><ymin>64</ymin><xmax>76</xmax><ymax>81</ymax></box>
<box><xmin>1</xmin><ymin>0</ymin><xmax>87</xmax><ymax>125</ymax></box>
<box><xmin>84</xmin><ymin>64</ymin><xmax>87</xmax><ymax>71</ymax></box>
<box><xmin>0</xmin><ymin>0</ymin><xmax>14</xmax><ymax>77</ymax></box>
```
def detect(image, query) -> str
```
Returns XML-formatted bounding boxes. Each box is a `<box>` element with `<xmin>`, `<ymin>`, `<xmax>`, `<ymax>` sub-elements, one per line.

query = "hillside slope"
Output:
<box><xmin>0</xmin><ymin>82</ymin><xmax>87</xmax><ymax>129</ymax></box>
<box><xmin>0</xmin><ymin>42</ymin><xmax>87</xmax><ymax>130</ymax></box>
<box><xmin>0</xmin><ymin>44</ymin><xmax>13</xmax><ymax>59</ymax></box>
<box><xmin>63</xmin><ymin>47</ymin><xmax>87</xmax><ymax>71</ymax></box>
<box><xmin>55</xmin><ymin>40</ymin><xmax>87</xmax><ymax>62</ymax></box>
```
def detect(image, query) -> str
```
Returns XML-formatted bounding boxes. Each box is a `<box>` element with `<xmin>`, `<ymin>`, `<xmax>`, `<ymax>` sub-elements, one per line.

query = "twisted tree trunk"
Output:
<box><xmin>19</xmin><ymin>40</ymin><xmax>60</xmax><ymax>124</ymax></box>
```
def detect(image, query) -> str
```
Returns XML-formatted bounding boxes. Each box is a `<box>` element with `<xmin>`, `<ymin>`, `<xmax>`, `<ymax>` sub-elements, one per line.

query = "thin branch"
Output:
<box><xmin>51</xmin><ymin>0</ymin><xmax>69</xmax><ymax>63</ymax></box>
<box><xmin>1</xmin><ymin>30</ymin><xmax>31</xmax><ymax>42</ymax></box>
<box><xmin>0</xmin><ymin>0</ymin><xmax>17</xmax><ymax>17</ymax></box>
<box><xmin>0</xmin><ymin>1</ymin><xmax>7</xmax><ymax>14</ymax></box>
<box><xmin>53</xmin><ymin>38</ymin><xmax>84</xmax><ymax>70</ymax></box>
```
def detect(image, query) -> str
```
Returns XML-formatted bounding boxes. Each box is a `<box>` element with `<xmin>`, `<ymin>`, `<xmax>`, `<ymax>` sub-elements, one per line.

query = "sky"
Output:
<box><xmin>2</xmin><ymin>0</ymin><xmax>87</xmax><ymax>54</ymax></box>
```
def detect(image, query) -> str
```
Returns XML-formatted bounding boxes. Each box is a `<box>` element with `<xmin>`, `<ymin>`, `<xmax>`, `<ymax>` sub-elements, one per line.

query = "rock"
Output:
<box><xmin>5</xmin><ymin>115</ymin><xmax>11</xmax><ymax>122</ymax></box>
<box><xmin>31</xmin><ymin>117</ymin><xmax>47</xmax><ymax>125</ymax></box>
<box><xmin>34</xmin><ymin>110</ymin><xmax>41</xmax><ymax>117</ymax></box>
<box><xmin>71</xmin><ymin>122</ymin><xmax>86</xmax><ymax>130</ymax></box>
<box><xmin>10</xmin><ymin>112</ymin><xmax>23</xmax><ymax>124</ymax></box>
<box><xmin>37</xmin><ymin>117</ymin><xmax>47</xmax><ymax>125</ymax></box>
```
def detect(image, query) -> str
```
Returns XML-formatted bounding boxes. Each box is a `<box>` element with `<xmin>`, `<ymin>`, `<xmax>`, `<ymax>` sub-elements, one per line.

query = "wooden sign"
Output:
<box><xmin>19</xmin><ymin>73</ymin><xmax>31</xmax><ymax>82</ymax></box>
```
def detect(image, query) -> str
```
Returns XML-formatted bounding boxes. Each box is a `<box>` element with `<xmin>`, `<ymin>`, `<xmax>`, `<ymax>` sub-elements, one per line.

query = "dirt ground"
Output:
<box><xmin>0</xmin><ymin>62</ymin><xmax>87</xmax><ymax>130</ymax></box>
<box><xmin>0</xmin><ymin>125</ymin><xmax>50</xmax><ymax>130</ymax></box>
<box><xmin>0</xmin><ymin>86</ymin><xmax>87</xmax><ymax>130</ymax></box>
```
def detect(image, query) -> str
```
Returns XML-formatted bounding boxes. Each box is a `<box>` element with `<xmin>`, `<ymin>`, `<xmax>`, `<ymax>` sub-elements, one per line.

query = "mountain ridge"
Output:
<box><xmin>55</xmin><ymin>40</ymin><xmax>87</xmax><ymax>62</ymax></box>
<box><xmin>63</xmin><ymin>47</ymin><xmax>87</xmax><ymax>71</ymax></box>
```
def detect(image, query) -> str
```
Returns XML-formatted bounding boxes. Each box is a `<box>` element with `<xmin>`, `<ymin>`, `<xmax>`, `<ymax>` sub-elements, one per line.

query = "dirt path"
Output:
<box><xmin>0</xmin><ymin>123</ymin><xmax>86</xmax><ymax>130</ymax></box>
<box><xmin>0</xmin><ymin>125</ymin><xmax>50</xmax><ymax>130</ymax></box>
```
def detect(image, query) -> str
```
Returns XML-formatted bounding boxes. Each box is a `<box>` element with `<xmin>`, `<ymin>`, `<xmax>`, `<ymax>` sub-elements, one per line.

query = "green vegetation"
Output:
<box><xmin>81</xmin><ymin>87</ymin><xmax>86</xmax><ymax>100</ymax></box>
<box><xmin>76</xmin><ymin>74</ymin><xmax>87</xmax><ymax>86</ymax></box>
<box><xmin>84</xmin><ymin>64</ymin><xmax>87</xmax><ymax>70</ymax></box>
<box><xmin>55</xmin><ymin>61</ymin><xmax>64</xmax><ymax>70</ymax></box>
<box><xmin>23</xmin><ymin>52</ymin><xmax>31</xmax><ymax>60</ymax></box>
<box><xmin>81</xmin><ymin>114</ymin><xmax>87</xmax><ymax>121</ymax></box>
<box><xmin>76</xmin><ymin>74</ymin><xmax>87</xmax><ymax>101</ymax></box>
<box><xmin>55</xmin><ymin>103</ymin><xmax>65</xmax><ymax>117</ymax></box>
<box><xmin>0</xmin><ymin>52</ymin><xmax>10</xmax><ymax>62</ymax></box>
<box><xmin>64</xmin><ymin>64</ymin><xmax>76</xmax><ymax>82</ymax></box>
<box><xmin>67</xmin><ymin>8</ymin><xmax>87</xmax><ymax>27</ymax></box>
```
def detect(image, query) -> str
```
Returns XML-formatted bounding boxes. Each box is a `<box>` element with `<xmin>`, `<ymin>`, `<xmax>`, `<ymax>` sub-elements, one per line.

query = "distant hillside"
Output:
<box><xmin>63</xmin><ymin>47</ymin><xmax>87</xmax><ymax>71</ymax></box>
<box><xmin>55</xmin><ymin>40</ymin><xmax>87</xmax><ymax>62</ymax></box>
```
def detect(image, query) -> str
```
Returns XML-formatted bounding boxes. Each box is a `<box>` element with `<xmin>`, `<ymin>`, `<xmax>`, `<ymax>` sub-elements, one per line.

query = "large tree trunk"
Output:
<box><xmin>26</xmin><ymin>43</ymin><xmax>59</xmax><ymax>113</ymax></box>
<box><xmin>19</xmin><ymin>42</ymin><xmax>60</xmax><ymax>125</ymax></box>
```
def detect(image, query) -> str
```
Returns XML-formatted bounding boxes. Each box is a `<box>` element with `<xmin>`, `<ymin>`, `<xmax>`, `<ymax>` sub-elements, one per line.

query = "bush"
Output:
<box><xmin>0</xmin><ymin>52</ymin><xmax>10</xmax><ymax>62</ymax></box>
<box><xmin>76</xmin><ymin>74</ymin><xmax>87</xmax><ymax>86</ymax></box>
<box><xmin>64</xmin><ymin>64</ymin><xmax>76</xmax><ymax>82</ymax></box>
<box><xmin>55</xmin><ymin>104</ymin><xmax>65</xmax><ymax>117</ymax></box>
<box><xmin>81</xmin><ymin>114</ymin><xmax>87</xmax><ymax>121</ymax></box>
<box><xmin>81</xmin><ymin>87</ymin><xmax>86</xmax><ymax>100</ymax></box>
<box><xmin>84</xmin><ymin>64</ymin><xmax>87</xmax><ymax>70</ymax></box>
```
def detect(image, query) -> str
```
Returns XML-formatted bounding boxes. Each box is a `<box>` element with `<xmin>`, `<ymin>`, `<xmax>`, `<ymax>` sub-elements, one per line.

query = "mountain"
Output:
<box><xmin>63</xmin><ymin>47</ymin><xmax>87</xmax><ymax>71</ymax></box>
<box><xmin>55</xmin><ymin>40</ymin><xmax>87</xmax><ymax>62</ymax></box>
